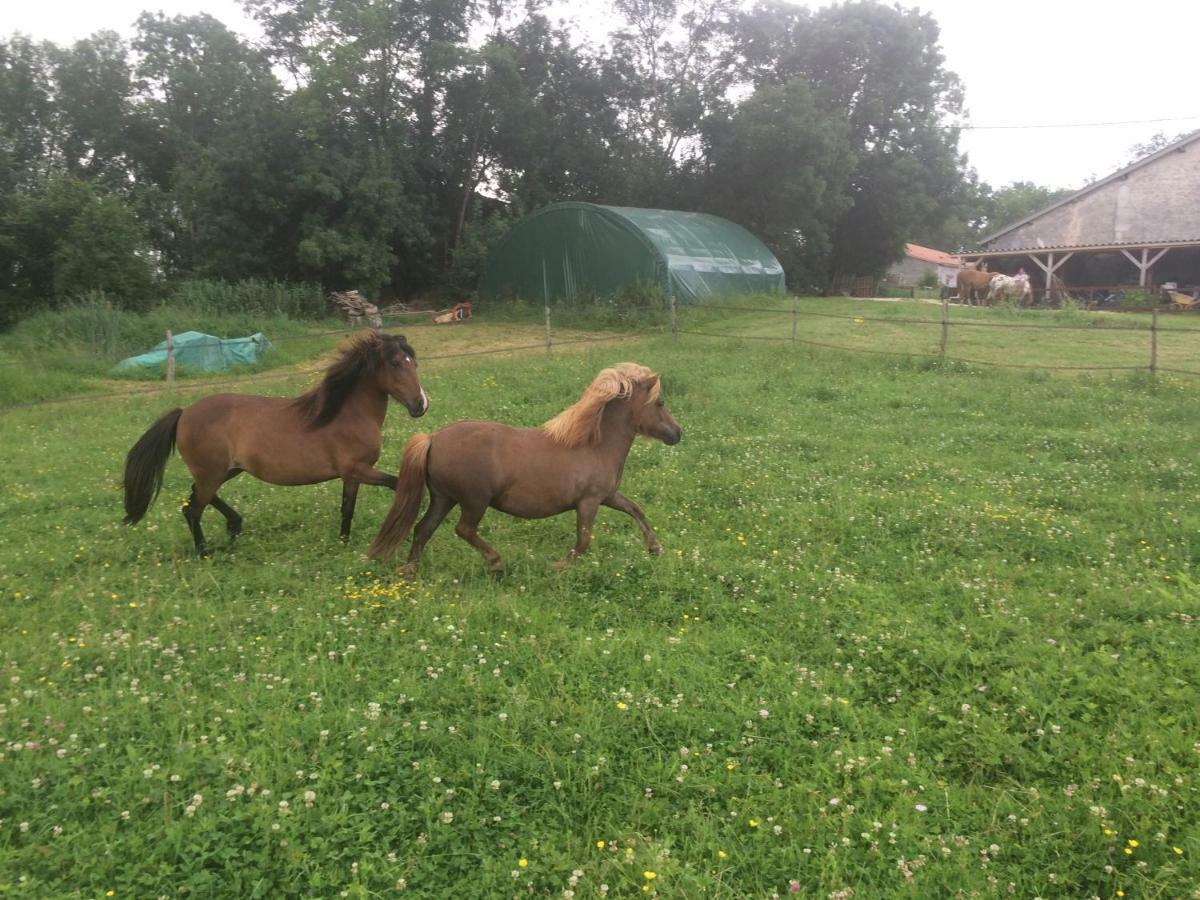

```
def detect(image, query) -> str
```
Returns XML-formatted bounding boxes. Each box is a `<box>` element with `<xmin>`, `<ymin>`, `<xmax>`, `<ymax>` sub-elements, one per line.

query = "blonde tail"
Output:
<box><xmin>368</xmin><ymin>433</ymin><xmax>432</xmax><ymax>559</ymax></box>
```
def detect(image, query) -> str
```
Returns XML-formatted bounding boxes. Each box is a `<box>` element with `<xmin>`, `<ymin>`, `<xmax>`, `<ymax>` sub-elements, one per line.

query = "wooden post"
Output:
<box><xmin>1150</xmin><ymin>302</ymin><xmax>1158</xmax><ymax>373</ymax></box>
<box><xmin>791</xmin><ymin>299</ymin><xmax>798</xmax><ymax>343</ymax></box>
<box><xmin>165</xmin><ymin>329</ymin><xmax>175</xmax><ymax>382</ymax></box>
<box><xmin>544</xmin><ymin>305</ymin><xmax>552</xmax><ymax>353</ymax></box>
<box><xmin>940</xmin><ymin>293</ymin><xmax>949</xmax><ymax>357</ymax></box>
<box><xmin>670</xmin><ymin>293</ymin><xmax>677</xmax><ymax>337</ymax></box>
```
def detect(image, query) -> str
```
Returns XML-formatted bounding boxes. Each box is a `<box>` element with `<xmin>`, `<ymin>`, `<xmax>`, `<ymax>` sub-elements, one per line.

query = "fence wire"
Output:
<box><xmin>679</xmin><ymin>328</ymin><xmax>1144</xmax><ymax>371</ymax></box>
<box><xmin>4</xmin><ymin>298</ymin><xmax>1200</xmax><ymax>412</ymax></box>
<box><xmin>0</xmin><ymin>331</ymin><xmax>637</xmax><ymax>412</ymax></box>
<box><xmin>696</xmin><ymin>302</ymin><xmax>1200</xmax><ymax>334</ymax></box>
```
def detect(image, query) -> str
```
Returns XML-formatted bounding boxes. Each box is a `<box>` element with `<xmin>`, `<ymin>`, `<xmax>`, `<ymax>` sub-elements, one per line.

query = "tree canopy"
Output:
<box><xmin>0</xmin><ymin>0</ymin><xmax>1069</xmax><ymax>321</ymax></box>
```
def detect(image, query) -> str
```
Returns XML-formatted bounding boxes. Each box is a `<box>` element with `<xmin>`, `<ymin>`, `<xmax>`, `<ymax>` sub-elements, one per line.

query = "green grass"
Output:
<box><xmin>0</xmin><ymin>301</ymin><xmax>619</xmax><ymax>409</ymax></box>
<box><xmin>681</xmin><ymin>295</ymin><xmax>1200</xmax><ymax>373</ymax></box>
<box><xmin>1</xmin><ymin>309</ymin><xmax>1199</xmax><ymax>898</ymax></box>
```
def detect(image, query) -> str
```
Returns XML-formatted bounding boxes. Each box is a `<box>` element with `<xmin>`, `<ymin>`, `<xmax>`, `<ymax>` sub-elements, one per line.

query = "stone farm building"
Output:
<box><xmin>886</xmin><ymin>243</ymin><xmax>962</xmax><ymax>289</ymax></box>
<box><xmin>965</xmin><ymin>129</ymin><xmax>1200</xmax><ymax>301</ymax></box>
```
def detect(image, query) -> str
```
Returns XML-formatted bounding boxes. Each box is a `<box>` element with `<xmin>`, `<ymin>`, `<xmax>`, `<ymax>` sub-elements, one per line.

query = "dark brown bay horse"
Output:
<box><xmin>123</xmin><ymin>332</ymin><xmax>428</xmax><ymax>555</ymax></box>
<box><xmin>368</xmin><ymin>363</ymin><xmax>681</xmax><ymax>577</ymax></box>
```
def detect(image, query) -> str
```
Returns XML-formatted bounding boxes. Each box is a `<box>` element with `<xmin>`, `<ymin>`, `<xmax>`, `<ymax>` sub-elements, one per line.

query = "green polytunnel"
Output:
<box><xmin>477</xmin><ymin>202</ymin><xmax>786</xmax><ymax>305</ymax></box>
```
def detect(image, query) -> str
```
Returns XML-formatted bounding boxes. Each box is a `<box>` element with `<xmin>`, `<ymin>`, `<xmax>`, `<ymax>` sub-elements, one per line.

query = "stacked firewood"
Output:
<box><xmin>328</xmin><ymin>290</ymin><xmax>383</xmax><ymax>328</ymax></box>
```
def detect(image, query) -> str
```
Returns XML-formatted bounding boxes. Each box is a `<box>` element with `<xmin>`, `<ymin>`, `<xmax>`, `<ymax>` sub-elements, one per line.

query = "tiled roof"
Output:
<box><xmin>965</xmin><ymin>237</ymin><xmax>1200</xmax><ymax>255</ymax></box>
<box><xmin>904</xmin><ymin>243</ymin><xmax>960</xmax><ymax>266</ymax></box>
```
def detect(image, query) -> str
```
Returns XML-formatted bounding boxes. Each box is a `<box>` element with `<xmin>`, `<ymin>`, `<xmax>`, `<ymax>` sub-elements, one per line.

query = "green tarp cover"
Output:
<box><xmin>478</xmin><ymin>202</ymin><xmax>785</xmax><ymax>305</ymax></box>
<box><xmin>114</xmin><ymin>331</ymin><xmax>271</xmax><ymax>373</ymax></box>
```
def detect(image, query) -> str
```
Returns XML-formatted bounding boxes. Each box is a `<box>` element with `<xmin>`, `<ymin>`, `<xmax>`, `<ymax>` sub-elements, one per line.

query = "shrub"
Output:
<box><xmin>167</xmin><ymin>279</ymin><xmax>328</xmax><ymax>320</ymax></box>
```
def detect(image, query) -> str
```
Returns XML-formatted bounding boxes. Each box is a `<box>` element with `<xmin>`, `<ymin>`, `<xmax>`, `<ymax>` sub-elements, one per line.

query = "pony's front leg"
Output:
<box><xmin>340</xmin><ymin>480</ymin><xmax>359</xmax><ymax>541</ymax></box>
<box><xmin>554</xmin><ymin>499</ymin><xmax>600</xmax><ymax>571</ymax></box>
<box><xmin>339</xmin><ymin>464</ymin><xmax>399</xmax><ymax>539</ymax></box>
<box><xmin>346</xmin><ymin>463</ymin><xmax>399</xmax><ymax>490</ymax></box>
<box><xmin>603</xmin><ymin>492</ymin><xmax>662</xmax><ymax>556</ymax></box>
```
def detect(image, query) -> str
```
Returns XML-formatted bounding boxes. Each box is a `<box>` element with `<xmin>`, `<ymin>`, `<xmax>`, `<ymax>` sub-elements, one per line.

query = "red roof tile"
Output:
<box><xmin>904</xmin><ymin>243</ymin><xmax>961</xmax><ymax>267</ymax></box>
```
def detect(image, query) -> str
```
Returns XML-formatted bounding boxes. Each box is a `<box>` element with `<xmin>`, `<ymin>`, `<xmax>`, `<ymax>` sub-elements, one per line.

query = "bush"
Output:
<box><xmin>483</xmin><ymin>283</ymin><xmax>670</xmax><ymax>331</ymax></box>
<box><xmin>1</xmin><ymin>294</ymin><xmax>322</xmax><ymax>374</ymax></box>
<box><xmin>0</xmin><ymin>175</ymin><xmax>157</xmax><ymax>318</ymax></box>
<box><xmin>167</xmin><ymin>279</ymin><xmax>328</xmax><ymax>320</ymax></box>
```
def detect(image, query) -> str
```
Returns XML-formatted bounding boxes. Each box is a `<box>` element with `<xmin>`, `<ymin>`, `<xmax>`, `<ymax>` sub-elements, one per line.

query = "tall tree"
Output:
<box><xmin>0</xmin><ymin>36</ymin><xmax>56</xmax><ymax>183</ymax></box>
<box><xmin>604</xmin><ymin>0</ymin><xmax>739</xmax><ymax>205</ymax></box>
<box><xmin>129</xmin><ymin>13</ymin><xmax>284</xmax><ymax>275</ymax></box>
<box><xmin>702</xmin><ymin>79</ymin><xmax>852</xmax><ymax>289</ymax></box>
<box><xmin>986</xmin><ymin>181</ymin><xmax>1075</xmax><ymax>235</ymax></box>
<box><xmin>49</xmin><ymin>32</ymin><xmax>132</xmax><ymax>183</ymax></box>
<box><xmin>738</xmin><ymin>0</ymin><xmax>966</xmax><ymax>280</ymax></box>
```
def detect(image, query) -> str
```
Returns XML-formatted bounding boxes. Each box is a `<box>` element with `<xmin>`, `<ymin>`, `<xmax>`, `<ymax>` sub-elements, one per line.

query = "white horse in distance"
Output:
<box><xmin>987</xmin><ymin>272</ymin><xmax>1032</xmax><ymax>305</ymax></box>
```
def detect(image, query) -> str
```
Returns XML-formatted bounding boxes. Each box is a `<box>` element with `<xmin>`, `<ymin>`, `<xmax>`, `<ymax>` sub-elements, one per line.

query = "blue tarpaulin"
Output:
<box><xmin>113</xmin><ymin>331</ymin><xmax>271</xmax><ymax>373</ymax></box>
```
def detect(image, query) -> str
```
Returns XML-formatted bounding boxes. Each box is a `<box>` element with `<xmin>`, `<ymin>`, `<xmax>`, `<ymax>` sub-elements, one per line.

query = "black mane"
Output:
<box><xmin>294</xmin><ymin>332</ymin><xmax>415</xmax><ymax>428</ymax></box>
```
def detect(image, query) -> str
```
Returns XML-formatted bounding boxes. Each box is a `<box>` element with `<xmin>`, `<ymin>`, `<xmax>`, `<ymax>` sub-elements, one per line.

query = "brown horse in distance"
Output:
<box><xmin>955</xmin><ymin>261</ymin><xmax>995</xmax><ymax>306</ymax></box>
<box><xmin>368</xmin><ymin>362</ymin><xmax>682</xmax><ymax>577</ymax></box>
<box><xmin>123</xmin><ymin>332</ymin><xmax>428</xmax><ymax>556</ymax></box>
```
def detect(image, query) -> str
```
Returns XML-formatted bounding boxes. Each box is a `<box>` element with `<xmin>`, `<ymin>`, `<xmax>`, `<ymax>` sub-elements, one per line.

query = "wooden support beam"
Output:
<box><xmin>1119</xmin><ymin>247</ymin><xmax>1171</xmax><ymax>286</ymax></box>
<box><xmin>1119</xmin><ymin>248</ymin><xmax>1142</xmax><ymax>269</ymax></box>
<box><xmin>1027</xmin><ymin>251</ymin><xmax>1073</xmax><ymax>274</ymax></box>
<box><xmin>1027</xmin><ymin>252</ymin><xmax>1073</xmax><ymax>299</ymax></box>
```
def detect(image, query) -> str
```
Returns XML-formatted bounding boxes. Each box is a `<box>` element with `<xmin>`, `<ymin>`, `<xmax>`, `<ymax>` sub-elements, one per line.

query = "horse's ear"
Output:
<box><xmin>641</xmin><ymin>374</ymin><xmax>660</xmax><ymax>392</ymax></box>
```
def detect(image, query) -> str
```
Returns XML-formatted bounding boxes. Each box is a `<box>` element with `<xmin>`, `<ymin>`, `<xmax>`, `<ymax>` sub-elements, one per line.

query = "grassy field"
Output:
<box><xmin>682</xmin><ymin>296</ymin><xmax>1200</xmax><ymax>374</ymax></box>
<box><xmin>0</xmin><ymin>308</ymin><xmax>619</xmax><ymax>409</ymax></box>
<box><xmin>1</xmin><ymin>303</ymin><xmax>1199</xmax><ymax>898</ymax></box>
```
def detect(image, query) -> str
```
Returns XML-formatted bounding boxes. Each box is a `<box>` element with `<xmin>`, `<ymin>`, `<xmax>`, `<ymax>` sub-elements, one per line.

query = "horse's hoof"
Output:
<box><xmin>399</xmin><ymin>564</ymin><xmax>419</xmax><ymax>580</ymax></box>
<box><xmin>487</xmin><ymin>565</ymin><xmax>506</xmax><ymax>579</ymax></box>
<box><xmin>196</xmin><ymin>547</ymin><xmax>212</xmax><ymax>559</ymax></box>
<box><xmin>648</xmin><ymin>543</ymin><xmax>663</xmax><ymax>557</ymax></box>
<box><xmin>228</xmin><ymin>524</ymin><xmax>243</xmax><ymax>539</ymax></box>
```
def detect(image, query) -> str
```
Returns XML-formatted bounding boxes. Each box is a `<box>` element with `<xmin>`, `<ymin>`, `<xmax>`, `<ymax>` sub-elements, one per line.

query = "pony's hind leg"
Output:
<box><xmin>182</xmin><ymin>485</ymin><xmax>211</xmax><ymax>557</ymax></box>
<box><xmin>182</xmin><ymin>467</ymin><xmax>237</xmax><ymax>556</ymax></box>
<box><xmin>210</xmin><ymin>495</ymin><xmax>242</xmax><ymax>538</ymax></box>
<box><xmin>211</xmin><ymin>468</ymin><xmax>244</xmax><ymax>538</ymax></box>
<box><xmin>454</xmin><ymin>506</ymin><xmax>504</xmax><ymax>576</ymax></box>
<box><xmin>403</xmin><ymin>490</ymin><xmax>456</xmax><ymax>578</ymax></box>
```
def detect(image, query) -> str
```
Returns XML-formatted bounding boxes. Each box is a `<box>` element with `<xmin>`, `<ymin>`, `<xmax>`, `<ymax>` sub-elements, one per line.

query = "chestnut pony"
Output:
<box><xmin>123</xmin><ymin>332</ymin><xmax>428</xmax><ymax>555</ymax></box>
<box><xmin>955</xmin><ymin>261</ymin><xmax>994</xmax><ymax>306</ymax></box>
<box><xmin>368</xmin><ymin>362</ymin><xmax>681</xmax><ymax>576</ymax></box>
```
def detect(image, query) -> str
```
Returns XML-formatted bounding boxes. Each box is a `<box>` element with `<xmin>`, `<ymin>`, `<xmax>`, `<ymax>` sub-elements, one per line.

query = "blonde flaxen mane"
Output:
<box><xmin>543</xmin><ymin>363</ymin><xmax>660</xmax><ymax>447</ymax></box>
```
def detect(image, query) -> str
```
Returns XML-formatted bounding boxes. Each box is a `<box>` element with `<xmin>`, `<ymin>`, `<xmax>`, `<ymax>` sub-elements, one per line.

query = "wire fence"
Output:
<box><xmin>678</xmin><ymin>296</ymin><xmax>1200</xmax><ymax>375</ymax></box>
<box><xmin>3</xmin><ymin>295</ymin><xmax>1200</xmax><ymax>413</ymax></box>
<box><xmin>0</xmin><ymin>326</ymin><xmax>641</xmax><ymax>412</ymax></box>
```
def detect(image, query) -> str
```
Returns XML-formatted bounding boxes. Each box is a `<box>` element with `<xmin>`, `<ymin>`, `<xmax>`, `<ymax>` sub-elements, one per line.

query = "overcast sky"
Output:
<box><xmin>8</xmin><ymin>0</ymin><xmax>1200</xmax><ymax>191</ymax></box>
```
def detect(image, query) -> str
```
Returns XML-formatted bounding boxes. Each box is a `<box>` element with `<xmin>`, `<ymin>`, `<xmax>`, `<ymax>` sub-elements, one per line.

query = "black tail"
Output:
<box><xmin>123</xmin><ymin>408</ymin><xmax>183</xmax><ymax>525</ymax></box>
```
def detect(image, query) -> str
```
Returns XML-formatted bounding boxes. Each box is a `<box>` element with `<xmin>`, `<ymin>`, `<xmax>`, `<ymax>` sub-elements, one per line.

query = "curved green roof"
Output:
<box><xmin>478</xmin><ymin>202</ymin><xmax>785</xmax><ymax>305</ymax></box>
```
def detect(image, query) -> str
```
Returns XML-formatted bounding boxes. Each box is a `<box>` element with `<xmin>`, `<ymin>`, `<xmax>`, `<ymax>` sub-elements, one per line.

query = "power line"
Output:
<box><xmin>953</xmin><ymin>114</ymin><xmax>1200</xmax><ymax>132</ymax></box>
